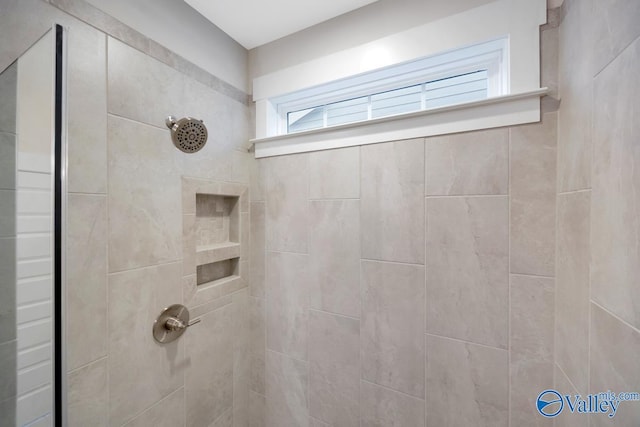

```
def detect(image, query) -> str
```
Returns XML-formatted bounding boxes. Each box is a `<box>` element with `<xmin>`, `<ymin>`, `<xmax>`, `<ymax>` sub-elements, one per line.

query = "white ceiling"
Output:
<box><xmin>184</xmin><ymin>0</ymin><xmax>380</xmax><ymax>49</ymax></box>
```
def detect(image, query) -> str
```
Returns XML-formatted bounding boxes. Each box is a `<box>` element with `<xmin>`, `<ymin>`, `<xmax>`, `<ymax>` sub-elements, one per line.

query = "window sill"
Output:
<box><xmin>251</xmin><ymin>88</ymin><xmax>548</xmax><ymax>158</ymax></box>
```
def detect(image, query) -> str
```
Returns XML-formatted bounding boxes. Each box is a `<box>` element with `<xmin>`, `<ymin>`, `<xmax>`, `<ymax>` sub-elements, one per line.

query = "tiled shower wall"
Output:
<box><xmin>64</xmin><ymin>28</ymin><xmax>252</xmax><ymax>427</ymax></box>
<box><xmin>554</xmin><ymin>0</ymin><xmax>640</xmax><ymax>426</ymax></box>
<box><xmin>2</xmin><ymin>1</ymin><xmax>253</xmax><ymax>426</ymax></box>
<box><xmin>249</xmin><ymin>115</ymin><xmax>558</xmax><ymax>426</ymax></box>
<box><xmin>246</xmin><ymin>9</ymin><xmax>561</xmax><ymax>426</ymax></box>
<box><xmin>249</xmin><ymin>117</ymin><xmax>559</xmax><ymax>425</ymax></box>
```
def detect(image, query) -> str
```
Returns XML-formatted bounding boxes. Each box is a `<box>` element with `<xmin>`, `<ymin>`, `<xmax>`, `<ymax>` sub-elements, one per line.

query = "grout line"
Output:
<box><xmin>264</xmin><ymin>348</ymin><xmax>307</xmax><ymax>366</ymax></box>
<box><xmin>508</xmin><ymin>126</ymin><xmax>512</xmax><ymax>427</ymax></box>
<box><xmin>309</xmin><ymin>416</ymin><xmax>330</xmax><ymax>426</ymax></box>
<box><xmin>107</xmin><ymin>259</ymin><xmax>182</xmax><ymax>276</ymax></box>
<box><xmin>590</xmin><ymin>300</ymin><xmax>640</xmax><ymax>336</ymax></box>
<box><xmin>425</xmin><ymin>194</ymin><xmax>508</xmax><ymax>199</ymax></box>
<box><xmin>103</xmin><ymin>32</ymin><xmax>111</xmax><ymax>426</ymax></box>
<box><xmin>308</xmin><ymin>197</ymin><xmax>360</xmax><ymax>202</ymax></box>
<box><xmin>425</xmin><ymin>332</ymin><xmax>507</xmax><ymax>352</ymax></box>
<box><xmin>555</xmin><ymin>363</ymin><xmax>581</xmax><ymax>395</ymax></box>
<box><xmin>587</xmin><ymin>48</ymin><xmax>595</xmax><ymax>409</ymax></box>
<box><xmin>66</xmin><ymin>191</ymin><xmax>106</xmax><ymax>196</ymax></box>
<box><xmin>120</xmin><ymin>387</ymin><xmax>185</xmax><ymax>427</ymax></box>
<box><xmin>264</xmin><ymin>249</ymin><xmax>308</xmax><ymax>257</ymax></box>
<box><xmin>360</xmin><ymin>379</ymin><xmax>425</xmax><ymax>402</ymax></box>
<box><xmin>557</xmin><ymin>188</ymin><xmax>591</xmax><ymax>196</ymax></box>
<box><xmin>360</xmin><ymin>258</ymin><xmax>424</xmax><ymax>267</ymax></box>
<box><xmin>423</xmin><ymin>137</ymin><xmax>428</xmax><ymax>427</ymax></box>
<box><xmin>592</xmin><ymin>32</ymin><xmax>640</xmax><ymax>80</ymax></box>
<box><xmin>553</xmin><ymin>69</ymin><xmax>561</xmax><ymax>404</ymax></box>
<box><xmin>308</xmin><ymin>307</ymin><xmax>360</xmax><ymax>322</ymax></box>
<box><xmin>509</xmin><ymin>272</ymin><xmax>554</xmax><ymax>280</ymax></box>
<box><xmin>106</xmin><ymin>112</ymin><xmax>168</xmax><ymax>132</ymax></box>
<box><xmin>358</xmin><ymin>145</ymin><xmax>364</xmax><ymax>427</ymax></box>
<box><xmin>65</xmin><ymin>355</ymin><xmax>107</xmax><ymax>375</ymax></box>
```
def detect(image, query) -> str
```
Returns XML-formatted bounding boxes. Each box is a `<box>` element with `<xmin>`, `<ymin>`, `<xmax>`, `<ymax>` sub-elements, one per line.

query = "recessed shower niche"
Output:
<box><xmin>182</xmin><ymin>177</ymin><xmax>248</xmax><ymax>309</ymax></box>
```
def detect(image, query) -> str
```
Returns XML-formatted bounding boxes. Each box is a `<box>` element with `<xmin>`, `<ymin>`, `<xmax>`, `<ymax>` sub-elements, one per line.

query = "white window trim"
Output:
<box><xmin>251</xmin><ymin>88</ymin><xmax>547</xmax><ymax>158</ymax></box>
<box><xmin>269</xmin><ymin>37</ymin><xmax>509</xmax><ymax>136</ymax></box>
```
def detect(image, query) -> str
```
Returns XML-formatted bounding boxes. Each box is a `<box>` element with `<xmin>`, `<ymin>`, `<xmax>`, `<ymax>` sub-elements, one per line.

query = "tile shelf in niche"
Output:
<box><xmin>182</xmin><ymin>176</ymin><xmax>248</xmax><ymax>313</ymax></box>
<box><xmin>196</xmin><ymin>241</ymin><xmax>241</xmax><ymax>266</ymax></box>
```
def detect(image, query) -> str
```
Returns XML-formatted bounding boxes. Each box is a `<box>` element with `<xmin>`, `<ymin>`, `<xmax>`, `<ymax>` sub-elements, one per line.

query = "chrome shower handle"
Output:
<box><xmin>153</xmin><ymin>304</ymin><xmax>200</xmax><ymax>343</ymax></box>
<box><xmin>164</xmin><ymin>316</ymin><xmax>201</xmax><ymax>331</ymax></box>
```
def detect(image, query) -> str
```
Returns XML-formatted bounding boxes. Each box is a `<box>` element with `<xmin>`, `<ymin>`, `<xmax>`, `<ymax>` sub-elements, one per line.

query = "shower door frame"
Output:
<box><xmin>53</xmin><ymin>23</ymin><xmax>67</xmax><ymax>427</ymax></box>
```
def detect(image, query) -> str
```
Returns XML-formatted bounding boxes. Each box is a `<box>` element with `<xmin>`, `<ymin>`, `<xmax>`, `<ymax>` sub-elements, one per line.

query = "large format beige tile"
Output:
<box><xmin>541</xmin><ymin>26</ymin><xmax>558</xmax><ymax>100</ymax></box>
<box><xmin>590</xmin><ymin>304</ymin><xmax>640</xmax><ymax>426</ymax></box>
<box><xmin>0</xmin><ymin>62</ymin><xmax>16</xmax><ymax>134</ymax></box>
<box><xmin>553</xmin><ymin>364</ymin><xmax>584</xmax><ymax>427</ymax></box>
<box><xmin>510</xmin><ymin>113</ymin><xmax>557</xmax><ymax>277</ymax></box>
<box><xmin>181</xmin><ymin>78</ymin><xmax>251</xmax><ymax>178</ymax></box>
<box><xmin>0</xmin><ymin>340</ymin><xmax>16</xmax><ymax>402</ymax></box>
<box><xmin>185</xmin><ymin>304</ymin><xmax>234</xmax><ymax>427</ymax></box>
<box><xmin>309</xmin><ymin>147</ymin><xmax>360</xmax><ymax>199</ymax></box>
<box><xmin>557</xmin><ymin>0</ymin><xmax>593</xmax><ymax>191</ymax></box>
<box><xmin>425</xmin><ymin>128</ymin><xmax>508</xmax><ymax>195</ymax></box>
<box><xmin>123</xmin><ymin>388</ymin><xmax>183</xmax><ymax>427</ymax></box>
<box><xmin>179</xmin><ymin>82</ymin><xmax>250</xmax><ymax>183</ymax></box>
<box><xmin>66</xmin><ymin>194</ymin><xmax>107</xmax><ymax>371</ymax></box>
<box><xmin>592</xmin><ymin>37</ymin><xmax>640</xmax><ymax>330</ymax></box>
<box><xmin>510</xmin><ymin>275</ymin><xmax>554</xmax><ymax>427</ymax></box>
<box><xmin>250</xmin><ymin>297</ymin><xmax>266</xmax><ymax>395</ymax></box>
<box><xmin>426</xmin><ymin>334</ymin><xmax>508</xmax><ymax>427</ymax></box>
<box><xmin>309</xmin><ymin>417</ymin><xmax>330</xmax><ymax>427</ymax></box>
<box><xmin>67</xmin><ymin>358</ymin><xmax>107</xmax><ymax>427</ymax></box>
<box><xmin>426</xmin><ymin>196</ymin><xmax>509</xmax><ymax>348</ymax></box>
<box><xmin>250</xmin><ymin>158</ymin><xmax>265</xmax><ymax>202</ymax></box>
<box><xmin>361</xmin><ymin>139</ymin><xmax>424</xmax><ymax>264</ymax></box>
<box><xmin>249</xmin><ymin>391</ymin><xmax>265</xmax><ymax>427</ymax></box>
<box><xmin>264</xmin><ymin>154</ymin><xmax>309</xmax><ymax>253</ymax></box>
<box><xmin>250</xmin><ymin>297</ymin><xmax>266</xmax><ymax>355</ymax></box>
<box><xmin>265</xmin><ymin>350</ymin><xmax>308</xmax><ymax>427</ymax></box>
<box><xmin>0</xmin><ymin>133</ymin><xmax>16</xmax><ymax>191</ymax></box>
<box><xmin>308</xmin><ymin>310</ymin><xmax>360</xmax><ymax>427</ymax></box>
<box><xmin>266</xmin><ymin>252</ymin><xmax>309</xmax><ymax>361</ymax></box>
<box><xmin>309</xmin><ymin>200</ymin><xmax>360</xmax><ymax>318</ymax></box>
<box><xmin>0</xmin><ymin>396</ymin><xmax>15</xmax><ymax>427</ymax></box>
<box><xmin>556</xmin><ymin>191</ymin><xmax>590</xmax><ymax>394</ymax></box>
<box><xmin>251</xmin><ymin>352</ymin><xmax>266</xmax><ymax>398</ymax></box>
<box><xmin>592</xmin><ymin>0</ymin><xmax>640</xmax><ymax>74</ymax></box>
<box><xmin>108</xmin><ymin>116</ymin><xmax>183</xmax><ymax>272</ymax></box>
<box><xmin>67</xmin><ymin>22</ymin><xmax>107</xmax><ymax>194</ymax></box>
<box><xmin>212</xmin><ymin>409</ymin><xmax>234</xmax><ymax>427</ymax></box>
<box><xmin>233</xmin><ymin>289</ymin><xmax>250</xmax><ymax>427</ymax></box>
<box><xmin>0</xmin><ymin>189</ymin><xmax>15</xmax><ymax>238</ymax></box>
<box><xmin>360</xmin><ymin>380</ymin><xmax>425</xmax><ymax>427</ymax></box>
<box><xmin>108</xmin><ymin>37</ymin><xmax>186</xmax><ymax>129</ymax></box>
<box><xmin>0</xmin><ymin>237</ymin><xmax>16</xmax><ymax>344</ymax></box>
<box><xmin>249</xmin><ymin>202</ymin><xmax>266</xmax><ymax>298</ymax></box>
<box><xmin>108</xmin><ymin>262</ymin><xmax>184</xmax><ymax>427</ymax></box>
<box><xmin>361</xmin><ymin>260</ymin><xmax>425</xmax><ymax>398</ymax></box>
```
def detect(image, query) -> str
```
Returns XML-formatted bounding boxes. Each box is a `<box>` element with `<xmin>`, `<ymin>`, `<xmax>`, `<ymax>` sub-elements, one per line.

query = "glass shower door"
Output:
<box><xmin>0</xmin><ymin>25</ymin><xmax>65</xmax><ymax>427</ymax></box>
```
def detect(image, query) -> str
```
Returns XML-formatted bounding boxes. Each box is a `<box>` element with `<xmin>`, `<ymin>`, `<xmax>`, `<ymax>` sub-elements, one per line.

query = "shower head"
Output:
<box><xmin>165</xmin><ymin>116</ymin><xmax>208</xmax><ymax>153</ymax></box>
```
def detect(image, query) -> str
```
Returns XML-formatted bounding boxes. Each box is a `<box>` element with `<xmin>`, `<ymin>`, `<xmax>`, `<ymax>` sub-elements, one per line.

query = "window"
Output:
<box><xmin>271</xmin><ymin>38</ymin><xmax>508</xmax><ymax>136</ymax></box>
<box><xmin>287</xmin><ymin>70</ymin><xmax>489</xmax><ymax>133</ymax></box>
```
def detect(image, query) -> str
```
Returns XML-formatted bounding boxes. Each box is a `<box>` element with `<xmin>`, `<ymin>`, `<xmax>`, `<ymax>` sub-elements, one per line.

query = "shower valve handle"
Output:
<box><xmin>153</xmin><ymin>304</ymin><xmax>200</xmax><ymax>343</ymax></box>
<box><xmin>164</xmin><ymin>316</ymin><xmax>201</xmax><ymax>331</ymax></box>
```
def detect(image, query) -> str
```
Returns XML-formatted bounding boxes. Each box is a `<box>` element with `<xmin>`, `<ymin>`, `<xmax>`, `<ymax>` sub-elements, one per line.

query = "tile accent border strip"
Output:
<box><xmin>48</xmin><ymin>0</ymin><xmax>250</xmax><ymax>105</ymax></box>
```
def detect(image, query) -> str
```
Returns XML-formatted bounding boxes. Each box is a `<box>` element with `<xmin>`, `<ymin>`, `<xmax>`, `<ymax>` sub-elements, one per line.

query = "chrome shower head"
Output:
<box><xmin>165</xmin><ymin>116</ymin><xmax>208</xmax><ymax>153</ymax></box>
